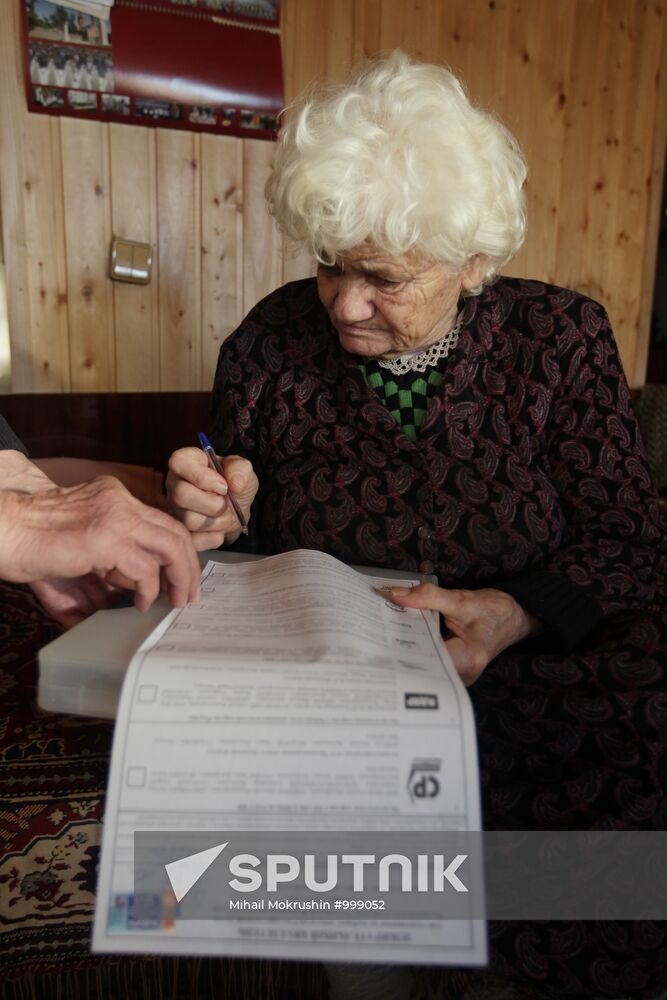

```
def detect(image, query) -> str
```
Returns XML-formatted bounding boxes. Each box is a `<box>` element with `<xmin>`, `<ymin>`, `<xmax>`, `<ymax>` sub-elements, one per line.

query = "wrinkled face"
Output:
<box><xmin>317</xmin><ymin>246</ymin><xmax>486</xmax><ymax>359</ymax></box>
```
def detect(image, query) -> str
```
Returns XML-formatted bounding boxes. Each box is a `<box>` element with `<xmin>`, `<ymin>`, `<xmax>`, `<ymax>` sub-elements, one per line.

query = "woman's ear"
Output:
<box><xmin>461</xmin><ymin>254</ymin><xmax>491</xmax><ymax>291</ymax></box>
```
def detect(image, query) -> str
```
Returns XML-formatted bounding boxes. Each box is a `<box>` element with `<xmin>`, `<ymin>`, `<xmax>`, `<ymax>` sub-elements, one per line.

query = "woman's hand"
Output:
<box><xmin>379</xmin><ymin>584</ymin><xmax>541</xmax><ymax>686</ymax></box>
<box><xmin>166</xmin><ymin>447</ymin><xmax>258</xmax><ymax>551</ymax></box>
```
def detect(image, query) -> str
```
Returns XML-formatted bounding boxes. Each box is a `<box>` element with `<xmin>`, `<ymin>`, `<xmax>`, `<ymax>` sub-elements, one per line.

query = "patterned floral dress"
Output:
<box><xmin>211</xmin><ymin>276</ymin><xmax>667</xmax><ymax>997</ymax></box>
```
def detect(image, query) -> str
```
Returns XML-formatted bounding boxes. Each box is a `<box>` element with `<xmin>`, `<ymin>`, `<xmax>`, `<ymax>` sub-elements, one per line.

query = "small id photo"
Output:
<box><xmin>224</xmin><ymin>0</ymin><xmax>279</xmax><ymax>22</ymax></box>
<box><xmin>102</xmin><ymin>94</ymin><xmax>131</xmax><ymax>115</ymax></box>
<box><xmin>189</xmin><ymin>105</ymin><xmax>216</xmax><ymax>126</ymax></box>
<box><xmin>240</xmin><ymin>108</ymin><xmax>279</xmax><ymax>131</ymax></box>
<box><xmin>67</xmin><ymin>89</ymin><xmax>97</xmax><ymax>111</ymax></box>
<box><xmin>32</xmin><ymin>84</ymin><xmax>64</xmax><ymax>108</ymax></box>
<box><xmin>135</xmin><ymin>99</ymin><xmax>183</xmax><ymax>121</ymax></box>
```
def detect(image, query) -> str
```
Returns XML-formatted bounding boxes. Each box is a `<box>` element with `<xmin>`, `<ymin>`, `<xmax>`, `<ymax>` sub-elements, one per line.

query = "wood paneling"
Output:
<box><xmin>20</xmin><ymin>115</ymin><xmax>70</xmax><ymax>391</ymax></box>
<box><xmin>636</xmin><ymin>1</ymin><xmax>667</xmax><ymax>387</ymax></box>
<box><xmin>109</xmin><ymin>124</ymin><xmax>159</xmax><ymax>391</ymax></box>
<box><xmin>200</xmin><ymin>134</ymin><xmax>244</xmax><ymax>389</ymax></box>
<box><xmin>242</xmin><ymin>138</ymin><xmax>283</xmax><ymax>316</ymax></box>
<box><xmin>1</xmin><ymin>0</ymin><xmax>666</xmax><ymax>392</ymax></box>
<box><xmin>156</xmin><ymin>129</ymin><xmax>201</xmax><ymax>390</ymax></box>
<box><xmin>61</xmin><ymin>117</ymin><xmax>115</xmax><ymax>391</ymax></box>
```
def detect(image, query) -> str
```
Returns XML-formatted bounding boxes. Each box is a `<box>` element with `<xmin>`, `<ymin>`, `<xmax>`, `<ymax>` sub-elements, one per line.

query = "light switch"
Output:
<box><xmin>131</xmin><ymin>243</ymin><xmax>152</xmax><ymax>283</ymax></box>
<box><xmin>109</xmin><ymin>238</ymin><xmax>153</xmax><ymax>284</ymax></box>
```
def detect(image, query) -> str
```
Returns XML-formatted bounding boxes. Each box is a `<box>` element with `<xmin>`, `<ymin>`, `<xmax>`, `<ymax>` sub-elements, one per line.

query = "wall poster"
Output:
<box><xmin>22</xmin><ymin>0</ymin><xmax>283</xmax><ymax>139</ymax></box>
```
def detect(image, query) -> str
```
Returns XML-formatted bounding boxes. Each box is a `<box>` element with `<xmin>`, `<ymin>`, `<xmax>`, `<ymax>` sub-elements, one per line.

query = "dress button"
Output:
<box><xmin>417</xmin><ymin>525</ymin><xmax>432</xmax><ymax>540</ymax></box>
<box><xmin>418</xmin><ymin>560</ymin><xmax>435</xmax><ymax>574</ymax></box>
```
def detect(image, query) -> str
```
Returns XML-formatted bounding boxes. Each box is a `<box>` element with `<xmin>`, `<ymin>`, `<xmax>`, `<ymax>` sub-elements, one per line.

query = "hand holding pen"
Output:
<box><xmin>197</xmin><ymin>432</ymin><xmax>248</xmax><ymax>535</ymax></box>
<box><xmin>166</xmin><ymin>439</ymin><xmax>259</xmax><ymax>551</ymax></box>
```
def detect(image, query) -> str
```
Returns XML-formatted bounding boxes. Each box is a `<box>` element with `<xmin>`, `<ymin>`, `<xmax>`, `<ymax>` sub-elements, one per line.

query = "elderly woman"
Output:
<box><xmin>168</xmin><ymin>53</ymin><xmax>666</xmax><ymax>998</ymax></box>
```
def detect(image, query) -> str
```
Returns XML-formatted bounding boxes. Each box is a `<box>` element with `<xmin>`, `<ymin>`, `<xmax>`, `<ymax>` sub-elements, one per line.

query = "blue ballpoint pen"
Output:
<box><xmin>198</xmin><ymin>431</ymin><xmax>249</xmax><ymax>535</ymax></box>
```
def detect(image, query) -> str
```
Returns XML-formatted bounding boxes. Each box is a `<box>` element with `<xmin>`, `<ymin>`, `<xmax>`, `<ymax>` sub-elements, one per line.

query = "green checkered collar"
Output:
<box><xmin>357</xmin><ymin>360</ymin><xmax>444</xmax><ymax>442</ymax></box>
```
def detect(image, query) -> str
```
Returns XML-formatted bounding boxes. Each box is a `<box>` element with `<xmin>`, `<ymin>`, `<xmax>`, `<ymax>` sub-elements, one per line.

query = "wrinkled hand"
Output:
<box><xmin>166</xmin><ymin>446</ymin><xmax>258</xmax><ymax>551</ymax></box>
<box><xmin>380</xmin><ymin>584</ymin><xmax>541</xmax><ymax>685</ymax></box>
<box><xmin>30</xmin><ymin>574</ymin><xmax>128</xmax><ymax>629</ymax></box>
<box><xmin>0</xmin><ymin>448</ymin><xmax>56</xmax><ymax>494</ymax></box>
<box><xmin>0</xmin><ymin>476</ymin><xmax>200</xmax><ymax>621</ymax></box>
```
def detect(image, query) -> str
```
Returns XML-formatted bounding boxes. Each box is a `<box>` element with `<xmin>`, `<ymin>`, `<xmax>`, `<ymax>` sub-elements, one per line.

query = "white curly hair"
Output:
<box><xmin>266</xmin><ymin>50</ymin><xmax>527</xmax><ymax>288</ymax></box>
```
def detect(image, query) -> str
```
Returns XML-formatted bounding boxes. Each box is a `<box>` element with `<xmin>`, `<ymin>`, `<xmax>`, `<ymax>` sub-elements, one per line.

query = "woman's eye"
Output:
<box><xmin>374</xmin><ymin>277</ymin><xmax>403</xmax><ymax>289</ymax></box>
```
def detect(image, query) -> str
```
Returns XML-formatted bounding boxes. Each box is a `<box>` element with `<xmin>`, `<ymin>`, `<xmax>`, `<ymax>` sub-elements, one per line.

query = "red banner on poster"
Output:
<box><xmin>22</xmin><ymin>0</ymin><xmax>283</xmax><ymax>139</ymax></box>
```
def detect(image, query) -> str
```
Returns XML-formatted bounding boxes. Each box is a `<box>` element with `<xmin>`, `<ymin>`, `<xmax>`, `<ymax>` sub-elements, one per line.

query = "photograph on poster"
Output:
<box><xmin>67</xmin><ymin>89</ymin><xmax>98</xmax><ymax>111</ymax></box>
<box><xmin>135</xmin><ymin>98</ymin><xmax>183</xmax><ymax>121</ymax></box>
<box><xmin>101</xmin><ymin>94</ymin><xmax>131</xmax><ymax>115</ymax></box>
<box><xmin>29</xmin><ymin>40</ymin><xmax>114</xmax><ymax>91</ymax></box>
<box><xmin>202</xmin><ymin>0</ymin><xmax>279</xmax><ymax>20</ymax></box>
<box><xmin>240</xmin><ymin>108</ymin><xmax>278</xmax><ymax>130</ymax></box>
<box><xmin>189</xmin><ymin>105</ymin><xmax>216</xmax><ymax>125</ymax></box>
<box><xmin>32</xmin><ymin>84</ymin><xmax>65</xmax><ymax>108</ymax></box>
<box><xmin>236</xmin><ymin>0</ymin><xmax>279</xmax><ymax>20</ymax></box>
<box><xmin>26</xmin><ymin>0</ymin><xmax>111</xmax><ymax>47</ymax></box>
<box><xmin>23</xmin><ymin>0</ymin><xmax>282</xmax><ymax>138</ymax></box>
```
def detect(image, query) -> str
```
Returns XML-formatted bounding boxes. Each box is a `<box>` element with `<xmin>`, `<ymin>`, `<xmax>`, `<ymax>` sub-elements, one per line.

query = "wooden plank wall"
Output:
<box><xmin>1</xmin><ymin>0</ymin><xmax>666</xmax><ymax>392</ymax></box>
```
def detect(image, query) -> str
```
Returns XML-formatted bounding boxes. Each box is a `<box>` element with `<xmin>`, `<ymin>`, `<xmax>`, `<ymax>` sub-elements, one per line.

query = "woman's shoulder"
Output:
<box><xmin>460</xmin><ymin>277</ymin><xmax>617</xmax><ymax>375</ymax></box>
<box><xmin>489</xmin><ymin>276</ymin><xmax>609</xmax><ymax>322</ymax></box>
<box><xmin>482</xmin><ymin>277</ymin><xmax>613</xmax><ymax>352</ymax></box>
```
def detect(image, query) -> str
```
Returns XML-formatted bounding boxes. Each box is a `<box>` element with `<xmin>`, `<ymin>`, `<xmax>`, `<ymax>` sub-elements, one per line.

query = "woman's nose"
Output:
<box><xmin>332</xmin><ymin>275</ymin><xmax>375</xmax><ymax>324</ymax></box>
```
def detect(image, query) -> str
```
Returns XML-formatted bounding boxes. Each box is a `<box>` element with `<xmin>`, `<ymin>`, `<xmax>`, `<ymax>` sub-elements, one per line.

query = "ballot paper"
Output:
<box><xmin>93</xmin><ymin>549</ymin><xmax>486</xmax><ymax>966</ymax></box>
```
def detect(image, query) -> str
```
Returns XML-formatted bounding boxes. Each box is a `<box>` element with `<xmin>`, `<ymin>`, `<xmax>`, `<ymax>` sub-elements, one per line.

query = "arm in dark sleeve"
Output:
<box><xmin>209</xmin><ymin>316</ymin><xmax>267</xmax><ymax>462</ymax></box>
<box><xmin>209</xmin><ymin>313</ymin><xmax>273</xmax><ymax>553</ymax></box>
<box><xmin>0</xmin><ymin>415</ymin><xmax>28</xmax><ymax>455</ymax></box>
<box><xmin>497</xmin><ymin>301</ymin><xmax>664</xmax><ymax>650</ymax></box>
